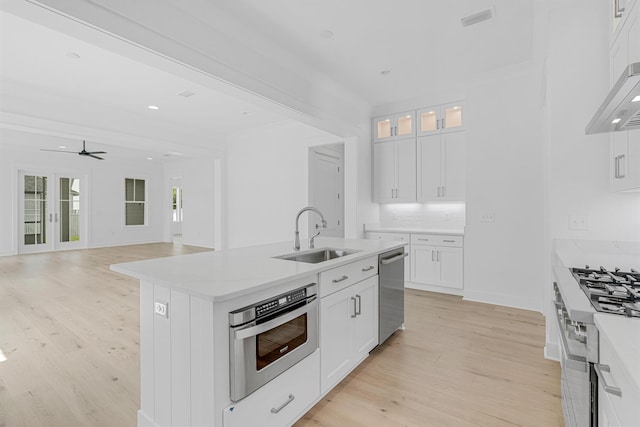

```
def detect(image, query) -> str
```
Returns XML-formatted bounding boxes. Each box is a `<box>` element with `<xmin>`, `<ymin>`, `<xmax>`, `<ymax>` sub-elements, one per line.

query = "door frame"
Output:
<box><xmin>308</xmin><ymin>143</ymin><xmax>345</xmax><ymax>238</ymax></box>
<box><xmin>16</xmin><ymin>168</ymin><xmax>89</xmax><ymax>254</ymax></box>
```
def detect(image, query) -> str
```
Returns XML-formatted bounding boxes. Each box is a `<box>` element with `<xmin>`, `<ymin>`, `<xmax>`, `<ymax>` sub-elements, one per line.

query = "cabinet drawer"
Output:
<box><xmin>365</xmin><ymin>232</ymin><xmax>410</xmax><ymax>242</ymax></box>
<box><xmin>411</xmin><ymin>234</ymin><xmax>462</xmax><ymax>247</ymax></box>
<box><xmin>319</xmin><ymin>256</ymin><xmax>378</xmax><ymax>298</ymax></box>
<box><xmin>223</xmin><ymin>350</ymin><xmax>320</xmax><ymax>427</ymax></box>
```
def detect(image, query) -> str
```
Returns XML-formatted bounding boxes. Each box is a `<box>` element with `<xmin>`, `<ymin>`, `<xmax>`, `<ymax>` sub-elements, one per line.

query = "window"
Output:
<box><xmin>125</xmin><ymin>178</ymin><xmax>146</xmax><ymax>226</ymax></box>
<box><xmin>172</xmin><ymin>186</ymin><xmax>183</xmax><ymax>222</ymax></box>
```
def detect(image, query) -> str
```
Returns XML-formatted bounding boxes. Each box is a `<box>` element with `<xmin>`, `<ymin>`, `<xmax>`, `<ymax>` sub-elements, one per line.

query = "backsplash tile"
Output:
<box><xmin>379</xmin><ymin>203</ymin><xmax>465</xmax><ymax>229</ymax></box>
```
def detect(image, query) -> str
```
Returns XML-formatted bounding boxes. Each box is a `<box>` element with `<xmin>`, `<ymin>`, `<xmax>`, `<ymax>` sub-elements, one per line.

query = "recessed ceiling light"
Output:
<box><xmin>147</xmin><ymin>157</ymin><xmax>153</xmax><ymax>160</ymax></box>
<box><xmin>65</xmin><ymin>52</ymin><xmax>80</xmax><ymax>59</ymax></box>
<box><xmin>612</xmin><ymin>118</ymin><xmax>622</xmax><ymax>124</ymax></box>
<box><xmin>380</xmin><ymin>70</ymin><xmax>392</xmax><ymax>76</ymax></box>
<box><xmin>58</xmin><ymin>145</ymin><xmax>67</xmax><ymax>149</ymax></box>
<box><xmin>461</xmin><ymin>8</ymin><xmax>494</xmax><ymax>27</ymax></box>
<box><xmin>632</xmin><ymin>95</ymin><xmax>640</xmax><ymax>103</ymax></box>
<box><xmin>148</xmin><ymin>105</ymin><xmax>159</xmax><ymax>110</ymax></box>
<box><xmin>319</xmin><ymin>30</ymin><xmax>334</xmax><ymax>39</ymax></box>
<box><xmin>178</xmin><ymin>90</ymin><xmax>196</xmax><ymax>98</ymax></box>
<box><xmin>242</xmin><ymin>111</ymin><xmax>251</xmax><ymax>115</ymax></box>
<box><xmin>453</xmin><ymin>106</ymin><xmax>460</xmax><ymax>110</ymax></box>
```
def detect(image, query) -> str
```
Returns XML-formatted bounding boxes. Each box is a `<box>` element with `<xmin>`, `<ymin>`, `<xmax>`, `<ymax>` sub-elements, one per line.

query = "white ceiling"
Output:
<box><xmin>0</xmin><ymin>1</ymin><xmax>535</xmax><ymax>158</ymax></box>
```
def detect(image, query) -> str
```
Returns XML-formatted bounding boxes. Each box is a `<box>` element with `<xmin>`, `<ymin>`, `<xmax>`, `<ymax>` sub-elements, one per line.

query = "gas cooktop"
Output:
<box><xmin>571</xmin><ymin>266</ymin><xmax>640</xmax><ymax>318</ymax></box>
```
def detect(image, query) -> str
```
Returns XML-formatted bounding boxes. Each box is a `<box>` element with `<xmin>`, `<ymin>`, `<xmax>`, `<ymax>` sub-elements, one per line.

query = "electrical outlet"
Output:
<box><xmin>480</xmin><ymin>212</ymin><xmax>495</xmax><ymax>223</ymax></box>
<box><xmin>568</xmin><ymin>215</ymin><xmax>589</xmax><ymax>231</ymax></box>
<box><xmin>154</xmin><ymin>301</ymin><xmax>169</xmax><ymax>318</ymax></box>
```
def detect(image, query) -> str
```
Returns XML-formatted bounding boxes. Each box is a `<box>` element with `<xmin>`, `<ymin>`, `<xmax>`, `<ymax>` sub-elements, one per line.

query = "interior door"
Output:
<box><xmin>19</xmin><ymin>171</ymin><xmax>85</xmax><ymax>254</ymax></box>
<box><xmin>309</xmin><ymin>146</ymin><xmax>344</xmax><ymax>238</ymax></box>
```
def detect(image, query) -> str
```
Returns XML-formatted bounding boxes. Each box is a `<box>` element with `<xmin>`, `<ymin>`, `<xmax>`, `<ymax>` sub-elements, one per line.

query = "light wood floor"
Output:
<box><xmin>0</xmin><ymin>244</ymin><xmax>563</xmax><ymax>427</ymax></box>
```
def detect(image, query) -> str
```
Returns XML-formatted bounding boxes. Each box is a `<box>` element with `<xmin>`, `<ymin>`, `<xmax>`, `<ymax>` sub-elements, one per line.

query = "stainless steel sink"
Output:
<box><xmin>274</xmin><ymin>248</ymin><xmax>360</xmax><ymax>264</ymax></box>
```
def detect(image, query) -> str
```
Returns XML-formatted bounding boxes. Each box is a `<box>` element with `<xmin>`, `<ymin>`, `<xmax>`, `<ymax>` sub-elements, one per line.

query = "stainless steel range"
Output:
<box><xmin>571</xmin><ymin>266</ymin><xmax>640</xmax><ymax>318</ymax></box>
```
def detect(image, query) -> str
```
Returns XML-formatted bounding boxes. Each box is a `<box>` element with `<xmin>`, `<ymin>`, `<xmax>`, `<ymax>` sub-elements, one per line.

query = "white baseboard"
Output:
<box><xmin>405</xmin><ymin>281</ymin><xmax>463</xmax><ymax>296</ymax></box>
<box><xmin>137</xmin><ymin>410</ymin><xmax>158</xmax><ymax>427</ymax></box>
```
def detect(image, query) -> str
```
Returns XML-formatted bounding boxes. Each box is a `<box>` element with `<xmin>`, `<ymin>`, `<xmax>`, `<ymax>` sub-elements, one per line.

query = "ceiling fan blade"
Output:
<box><xmin>85</xmin><ymin>153</ymin><xmax>105</xmax><ymax>160</ymax></box>
<box><xmin>86</xmin><ymin>151</ymin><xmax>107</xmax><ymax>154</ymax></box>
<box><xmin>40</xmin><ymin>149</ymin><xmax>77</xmax><ymax>153</ymax></box>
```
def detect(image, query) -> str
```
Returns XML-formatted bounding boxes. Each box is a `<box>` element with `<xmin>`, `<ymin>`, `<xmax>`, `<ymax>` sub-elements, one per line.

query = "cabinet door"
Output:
<box><xmin>373</xmin><ymin>115</ymin><xmax>394</xmax><ymax>142</ymax></box>
<box><xmin>373</xmin><ymin>142</ymin><xmax>396</xmax><ymax>202</ymax></box>
<box><xmin>417</xmin><ymin>106</ymin><xmax>442</xmax><ymax>136</ymax></box>
<box><xmin>411</xmin><ymin>245</ymin><xmax>438</xmax><ymax>285</ymax></box>
<box><xmin>442</xmin><ymin>101</ymin><xmax>465</xmax><ymax>133</ymax></box>
<box><xmin>320</xmin><ymin>287</ymin><xmax>353</xmax><ymax>394</ymax></box>
<box><xmin>441</xmin><ymin>131</ymin><xmax>466</xmax><ymax>201</ymax></box>
<box><xmin>394</xmin><ymin>111</ymin><xmax>416</xmax><ymax>140</ymax></box>
<box><xmin>598</xmin><ymin>381</ymin><xmax>623</xmax><ymax>427</ymax></box>
<box><xmin>436</xmin><ymin>247</ymin><xmax>463</xmax><ymax>289</ymax></box>
<box><xmin>351</xmin><ymin>276</ymin><xmax>379</xmax><ymax>360</ymax></box>
<box><xmin>417</xmin><ymin>135</ymin><xmax>442</xmax><ymax>202</ymax></box>
<box><xmin>395</xmin><ymin>138</ymin><xmax>417</xmax><ymax>202</ymax></box>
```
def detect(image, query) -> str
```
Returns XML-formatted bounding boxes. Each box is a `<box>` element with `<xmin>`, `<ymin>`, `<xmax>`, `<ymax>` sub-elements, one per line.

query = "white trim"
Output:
<box><xmin>405</xmin><ymin>281</ymin><xmax>464</xmax><ymax>296</ymax></box>
<box><xmin>463</xmin><ymin>289</ymin><xmax>542</xmax><ymax>313</ymax></box>
<box><xmin>544</xmin><ymin>342</ymin><xmax>560</xmax><ymax>362</ymax></box>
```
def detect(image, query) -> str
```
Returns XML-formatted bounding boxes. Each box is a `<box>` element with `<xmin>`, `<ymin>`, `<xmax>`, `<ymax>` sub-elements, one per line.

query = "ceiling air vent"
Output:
<box><xmin>178</xmin><ymin>90</ymin><xmax>196</xmax><ymax>98</ymax></box>
<box><xmin>461</xmin><ymin>8</ymin><xmax>494</xmax><ymax>27</ymax></box>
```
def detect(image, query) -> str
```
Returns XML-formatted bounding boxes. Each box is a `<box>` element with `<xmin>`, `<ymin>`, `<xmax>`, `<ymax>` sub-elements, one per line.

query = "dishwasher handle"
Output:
<box><xmin>380</xmin><ymin>252</ymin><xmax>408</xmax><ymax>265</ymax></box>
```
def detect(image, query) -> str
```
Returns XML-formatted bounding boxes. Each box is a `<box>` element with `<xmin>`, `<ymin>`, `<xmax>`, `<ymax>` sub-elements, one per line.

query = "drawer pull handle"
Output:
<box><xmin>333</xmin><ymin>275</ymin><xmax>349</xmax><ymax>283</ymax></box>
<box><xmin>271</xmin><ymin>394</ymin><xmax>295</xmax><ymax>414</ymax></box>
<box><xmin>443</xmin><ymin>240</ymin><xmax>455</xmax><ymax>243</ymax></box>
<box><xmin>594</xmin><ymin>364</ymin><xmax>622</xmax><ymax>397</ymax></box>
<box><xmin>362</xmin><ymin>266</ymin><xmax>375</xmax><ymax>272</ymax></box>
<box><xmin>417</xmin><ymin>238</ymin><xmax>430</xmax><ymax>241</ymax></box>
<box><xmin>351</xmin><ymin>296</ymin><xmax>357</xmax><ymax>318</ymax></box>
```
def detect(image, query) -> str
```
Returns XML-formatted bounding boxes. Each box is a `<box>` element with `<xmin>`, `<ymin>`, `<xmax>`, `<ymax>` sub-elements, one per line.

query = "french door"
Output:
<box><xmin>19</xmin><ymin>171</ymin><xmax>85</xmax><ymax>254</ymax></box>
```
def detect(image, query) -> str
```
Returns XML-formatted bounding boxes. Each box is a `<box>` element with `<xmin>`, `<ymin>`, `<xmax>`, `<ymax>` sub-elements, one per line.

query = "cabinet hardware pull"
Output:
<box><xmin>442</xmin><ymin>118</ymin><xmax>445</xmax><ymax>129</ymax></box>
<box><xmin>418</xmin><ymin>238</ymin><xmax>429</xmax><ymax>241</ymax></box>
<box><xmin>594</xmin><ymin>364</ymin><xmax>622</xmax><ymax>397</ymax></box>
<box><xmin>437</xmin><ymin>187</ymin><xmax>441</xmax><ymax>197</ymax></box>
<box><xmin>351</xmin><ymin>296</ymin><xmax>357</xmax><ymax>318</ymax></box>
<box><xmin>442</xmin><ymin>186</ymin><xmax>445</xmax><ymax>197</ymax></box>
<box><xmin>436</xmin><ymin>251</ymin><xmax>440</xmax><ymax>262</ymax></box>
<box><xmin>614</xmin><ymin>0</ymin><xmax>625</xmax><ymax>18</ymax></box>
<box><xmin>380</xmin><ymin>253</ymin><xmax>408</xmax><ymax>265</ymax></box>
<box><xmin>618</xmin><ymin>154</ymin><xmax>626</xmax><ymax>178</ymax></box>
<box><xmin>436</xmin><ymin>118</ymin><xmax>439</xmax><ymax>129</ymax></box>
<box><xmin>443</xmin><ymin>239</ymin><xmax>455</xmax><ymax>243</ymax></box>
<box><xmin>55</xmin><ymin>213</ymin><xmax>59</xmax><ymax>223</ymax></box>
<box><xmin>49</xmin><ymin>213</ymin><xmax>53</xmax><ymax>223</ymax></box>
<box><xmin>333</xmin><ymin>275</ymin><xmax>349</xmax><ymax>283</ymax></box>
<box><xmin>431</xmin><ymin>251</ymin><xmax>435</xmax><ymax>261</ymax></box>
<box><xmin>355</xmin><ymin>294</ymin><xmax>362</xmax><ymax>316</ymax></box>
<box><xmin>615</xmin><ymin>155</ymin><xmax>620</xmax><ymax>178</ymax></box>
<box><xmin>362</xmin><ymin>265</ymin><xmax>375</xmax><ymax>272</ymax></box>
<box><xmin>271</xmin><ymin>394</ymin><xmax>296</xmax><ymax>413</ymax></box>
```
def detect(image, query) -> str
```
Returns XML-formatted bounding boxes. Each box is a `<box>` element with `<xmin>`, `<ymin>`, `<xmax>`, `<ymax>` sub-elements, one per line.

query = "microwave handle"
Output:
<box><xmin>234</xmin><ymin>297</ymin><xmax>317</xmax><ymax>340</ymax></box>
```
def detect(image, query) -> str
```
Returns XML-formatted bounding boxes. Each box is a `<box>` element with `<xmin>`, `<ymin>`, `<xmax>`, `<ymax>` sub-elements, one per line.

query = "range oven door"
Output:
<box><xmin>554</xmin><ymin>300</ymin><xmax>592</xmax><ymax>427</ymax></box>
<box><xmin>229</xmin><ymin>295</ymin><xmax>318</xmax><ymax>401</ymax></box>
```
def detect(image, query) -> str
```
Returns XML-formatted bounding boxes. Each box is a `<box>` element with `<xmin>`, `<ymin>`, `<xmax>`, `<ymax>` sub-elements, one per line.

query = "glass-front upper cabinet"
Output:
<box><xmin>417</xmin><ymin>101</ymin><xmax>465</xmax><ymax>136</ymax></box>
<box><xmin>373</xmin><ymin>111</ymin><xmax>416</xmax><ymax>142</ymax></box>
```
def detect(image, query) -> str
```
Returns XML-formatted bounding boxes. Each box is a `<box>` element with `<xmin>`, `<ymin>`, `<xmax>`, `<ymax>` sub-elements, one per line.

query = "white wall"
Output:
<box><xmin>378</xmin><ymin>203</ymin><xmax>466</xmax><ymax>230</ymax></box>
<box><xmin>0</xmin><ymin>129</ymin><xmax>165</xmax><ymax>255</ymax></box>
<box><xmin>164</xmin><ymin>157</ymin><xmax>220</xmax><ymax>249</ymax></box>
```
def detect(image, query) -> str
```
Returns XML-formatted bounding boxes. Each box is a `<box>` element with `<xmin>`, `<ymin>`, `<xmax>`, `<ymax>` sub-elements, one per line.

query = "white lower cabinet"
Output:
<box><xmin>598</xmin><ymin>380</ymin><xmax>622</xmax><ymax>427</ymax></box>
<box><xmin>223</xmin><ymin>350</ymin><xmax>320</xmax><ymax>427</ymax></box>
<box><xmin>410</xmin><ymin>234</ymin><xmax>463</xmax><ymax>290</ymax></box>
<box><xmin>320</xmin><ymin>275</ymin><xmax>379</xmax><ymax>394</ymax></box>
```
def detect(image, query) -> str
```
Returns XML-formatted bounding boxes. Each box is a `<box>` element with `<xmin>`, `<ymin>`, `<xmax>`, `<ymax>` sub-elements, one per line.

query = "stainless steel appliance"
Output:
<box><xmin>229</xmin><ymin>282</ymin><xmax>318</xmax><ymax>401</ymax></box>
<box><xmin>378</xmin><ymin>248</ymin><xmax>407</xmax><ymax>344</ymax></box>
<box><xmin>572</xmin><ymin>266</ymin><xmax>640</xmax><ymax>317</ymax></box>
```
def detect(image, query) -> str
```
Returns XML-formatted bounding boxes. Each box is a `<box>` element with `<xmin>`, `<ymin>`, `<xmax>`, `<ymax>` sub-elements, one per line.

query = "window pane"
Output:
<box><xmin>60</xmin><ymin>200</ymin><xmax>70</xmax><ymax>242</ymax></box>
<box><xmin>135</xmin><ymin>179</ymin><xmax>145</xmax><ymax>201</ymax></box>
<box><xmin>126</xmin><ymin>202</ymin><xmax>145</xmax><ymax>225</ymax></box>
<box><xmin>125</xmin><ymin>178</ymin><xmax>134</xmax><ymax>201</ymax></box>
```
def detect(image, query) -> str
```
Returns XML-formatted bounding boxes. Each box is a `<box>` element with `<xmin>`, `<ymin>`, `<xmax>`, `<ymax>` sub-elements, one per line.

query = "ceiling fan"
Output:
<box><xmin>41</xmin><ymin>140</ymin><xmax>107</xmax><ymax>160</ymax></box>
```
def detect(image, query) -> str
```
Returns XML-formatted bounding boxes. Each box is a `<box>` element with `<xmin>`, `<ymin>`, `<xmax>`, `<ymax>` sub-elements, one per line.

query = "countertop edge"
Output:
<box><xmin>364</xmin><ymin>226</ymin><xmax>464</xmax><ymax>235</ymax></box>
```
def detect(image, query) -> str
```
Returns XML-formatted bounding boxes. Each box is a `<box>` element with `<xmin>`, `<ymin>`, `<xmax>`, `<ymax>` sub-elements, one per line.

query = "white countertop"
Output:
<box><xmin>110</xmin><ymin>237</ymin><xmax>406</xmax><ymax>302</ymax></box>
<box><xmin>364</xmin><ymin>225</ymin><xmax>464</xmax><ymax>235</ymax></box>
<box><xmin>594</xmin><ymin>313</ymin><xmax>640</xmax><ymax>391</ymax></box>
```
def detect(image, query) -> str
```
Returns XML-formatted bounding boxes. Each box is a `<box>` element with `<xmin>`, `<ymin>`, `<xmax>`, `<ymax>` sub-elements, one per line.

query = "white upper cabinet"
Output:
<box><xmin>417</xmin><ymin>101</ymin><xmax>465</xmax><ymax>136</ymax></box>
<box><xmin>372</xmin><ymin>111</ymin><xmax>416</xmax><ymax>142</ymax></box>
<box><xmin>417</xmin><ymin>132</ymin><xmax>466</xmax><ymax>202</ymax></box>
<box><xmin>373</xmin><ymin>139</ymin><xmax>417</xmax><ymax>203</ymax></box>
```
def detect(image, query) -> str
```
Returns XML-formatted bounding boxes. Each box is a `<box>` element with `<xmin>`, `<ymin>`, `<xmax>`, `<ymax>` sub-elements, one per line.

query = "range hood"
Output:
<box><xmin>586</xmin><ymin>62</ymin><xmax>640</xmax><ymax>134</ymax></box>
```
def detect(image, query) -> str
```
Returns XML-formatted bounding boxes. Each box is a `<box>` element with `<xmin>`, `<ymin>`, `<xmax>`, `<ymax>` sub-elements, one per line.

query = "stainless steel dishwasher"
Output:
<box><xmin>378</xmin><ymin>248</ymin><xmax>407</xmax><ymax>344</ymax></box>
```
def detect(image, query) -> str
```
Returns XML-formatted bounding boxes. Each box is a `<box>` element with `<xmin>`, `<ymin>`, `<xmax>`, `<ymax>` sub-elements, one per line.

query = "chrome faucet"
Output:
<box><xmin>294</xmin><ymin>206</ymin><xmax>327</xmax><ymax>251</ymax></box>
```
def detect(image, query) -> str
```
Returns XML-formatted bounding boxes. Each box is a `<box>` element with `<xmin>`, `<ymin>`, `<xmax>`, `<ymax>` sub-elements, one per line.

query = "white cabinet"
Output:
<box><xmin>417</xmin><ymin>132</ymin><xmax>466</xmax><ymax>202</ymax></box>
<box><xmin>410</xmin><ymin>234</ymin><xmax>463</xmax><ymax>291</ymax></box>
<box><xmin>320</xmin><ymin>275</ymin><xmax>378</xmax><ymax>394</ymax></box>
<box><xmin>417</xmin><ymin>101</ymin><xmax>465</xmax><ymax>136</ymax></box>
<box><xmin>609</xmin><ymin>3</ymin><xmax>640</xmax><ymax>191</ymax></box>
<box><xmin>223</xmin><ymin>350</ymin><xmax>320</xmax><ymax>427</ymax></box>
<box><xmin>373</xmin><ymin>139</ymin><xmax>416</xmax><ymax>203</ymax></box>
<box><xmin>372</xmin><ymin>111</ymin><xmax>416</xmax><ymax>142</ymax></box>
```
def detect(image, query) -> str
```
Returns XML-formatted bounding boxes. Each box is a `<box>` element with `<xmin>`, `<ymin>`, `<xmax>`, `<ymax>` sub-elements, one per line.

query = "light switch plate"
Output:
<box><xmin>480</xmin><ymin>212</ymin><xmax>495</xmax><ymax>223</ymax></box>
<box><xmin>154</xmin><ymin>301</ymin><xmax>169</xmax><ymax>318</ymax></box>
<box><xmin>569</xmin><ymin>215</ymin><xmax>589</xmax><ymax>231</ymax></box>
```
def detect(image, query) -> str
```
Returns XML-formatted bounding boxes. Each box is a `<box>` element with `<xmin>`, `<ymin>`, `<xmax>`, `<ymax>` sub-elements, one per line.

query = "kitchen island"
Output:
<box><xmin>111</xmin><ymin>237</ymin><xmax>406</xmax><ymax>427</ymax></box>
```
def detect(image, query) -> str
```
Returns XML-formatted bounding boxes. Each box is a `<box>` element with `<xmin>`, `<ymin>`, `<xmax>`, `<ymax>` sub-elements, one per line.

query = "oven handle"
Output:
<box><xmin>594</xmin><ymin>364</ymin><xmax>622</xmax><ymax>397</ymax></box>
<box><xmin>233</xmin><ymin>297</ymin><xmax>317</xmax><ymax>340</ymax></box>
<box><xmin>553</xmin><ymin>301</ymin><xmax>587</xmax><ymax>372</ymax></box>
<box><xmin>380</xmin><ymin>252</ymin><xmax>408</xmax><ymax>265</ymax></box>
